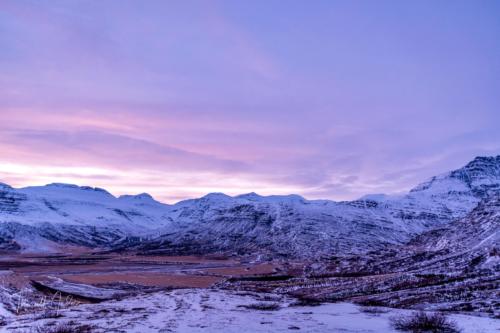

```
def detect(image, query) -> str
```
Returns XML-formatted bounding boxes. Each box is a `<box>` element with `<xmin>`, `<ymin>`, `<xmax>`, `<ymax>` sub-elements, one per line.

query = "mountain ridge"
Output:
<box><xmin>1</xmin><ymin>155</ymin><xmax>499</xmax><ymax>256</ymax></box>
<box><xmin>3</xmin><ymin>154</ymin><xmax>499</xmax><ymax>205</ymax></box>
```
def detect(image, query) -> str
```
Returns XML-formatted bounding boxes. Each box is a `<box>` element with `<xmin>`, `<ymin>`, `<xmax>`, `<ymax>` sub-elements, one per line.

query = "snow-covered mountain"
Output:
<box><xmin>424</xmin><ymin>195</ymin><xmax>499</xmax><ymax>252</ymax></box>
<box><xmin>0</xmin><ymin>183</ymin><xmax>171</xmax><ymax>251</ymax></box>
<box><xmin>127</xmin><ymin>156</ymin><xmax>500</xmax><ymax>257</ymax></box>
<box><xmin>0</xmin><ymin>155</ymin><xmax>499</xmax><ymax>256</ymax></box>
<box><xmin>407</xmin><ymin>194</ymin><xmax>500</xmax><ymax>272</ymax></box>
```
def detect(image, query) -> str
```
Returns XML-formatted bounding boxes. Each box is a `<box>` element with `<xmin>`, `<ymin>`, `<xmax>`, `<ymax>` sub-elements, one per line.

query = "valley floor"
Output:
<box><xmin>0</xmin><ymin>253</ymin><xmax>498</xmax><ymax>332</ymax></box>
<box><xmin>2</xmin><ymin>289</ymin><xmax>498</xmax><ymax>333</ymax></box>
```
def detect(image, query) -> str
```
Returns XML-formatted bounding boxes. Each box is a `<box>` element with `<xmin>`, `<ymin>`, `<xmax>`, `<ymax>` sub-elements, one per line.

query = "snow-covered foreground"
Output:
<box><xmin>2</xmin><ymin>289</ymin><xmax>498</xmax><ymax>333</ymax></box>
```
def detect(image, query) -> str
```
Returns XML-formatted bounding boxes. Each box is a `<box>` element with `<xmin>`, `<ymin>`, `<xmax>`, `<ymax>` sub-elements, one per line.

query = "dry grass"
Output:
<box><xmin>35</xmin><ymin>321</ymin><xmax>94</xmax><ymax>333</ymax></box>
<box><xmin>36</xmin><ymin>309</ymin><xmax>64</xmax><ymax>319</ymax></box>
<box><xmin>391</xmin><ymin>311</ymin><xmax>461</xmax><ymax>332</ymax></box>
<box><xmin>62</xmin><ymin>272</ymin><xmax>222</xmax><ymax>288</ymax></box>
<box><xmin>202</xmin><ymin>263</ymin><xmax>278</xmax><ymax>277</ymax></box>
<box><xmin>359</xmin><ymin>306</ymin><xmax>390</xmax><ymax>314</ymax></box>
<box><xmin>238</xmin><ymin>302</ymin><xmax>281</xmax><ymax>311</ymax></box>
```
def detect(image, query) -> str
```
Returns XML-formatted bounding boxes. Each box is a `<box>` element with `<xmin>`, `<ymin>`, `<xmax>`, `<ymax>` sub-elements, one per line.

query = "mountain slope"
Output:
<box><xmin>130</xmin><ymin>156</ymin><xmax>500</xmax><ymax>257</ymax></box>
<box><xmin>424</xmin><ymin>195</ymin><xmax>499</xmax><ymax>251</ymax></box>
<box><xmin>406</xmin><ymin>194</ymin><xmax>500</xmax><ymax>272</ymax></box>
<box><xmin>0</xmin><ymin>183</ymin><xmax>172</xmax><ymax>252</ymax></box>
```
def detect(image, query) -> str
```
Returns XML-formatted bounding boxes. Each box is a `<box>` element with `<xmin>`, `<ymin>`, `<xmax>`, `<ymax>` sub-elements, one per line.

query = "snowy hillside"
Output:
<box><xmin>424</xmin><ymin>195</ymin><xmax>499</xmax><ymax>252</ymax></box>
<box><xmin>130</xmin><ymin>156</ymin><xmax>500</xmax><ymax>257</ymax></box>
<box><xmin>405</xmin><ymin>194</ymin><xmax>500</xmax><ymax>273</ymax></box>
<box><xmin>1</xmin><ymin>155</ymin><xmax>499</xmax><ymax>256</ymax></box>
<box><xmin>0</xmin><ymin>183</ymin><xmax>172</xmax><ymax>252</ymax></box>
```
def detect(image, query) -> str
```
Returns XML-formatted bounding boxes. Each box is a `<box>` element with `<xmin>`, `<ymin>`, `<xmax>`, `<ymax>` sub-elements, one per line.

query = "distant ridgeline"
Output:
<box><xmin>0</xmin><ymin>156</ymin><xmax>499</xmax><ymax>258</ymax></box>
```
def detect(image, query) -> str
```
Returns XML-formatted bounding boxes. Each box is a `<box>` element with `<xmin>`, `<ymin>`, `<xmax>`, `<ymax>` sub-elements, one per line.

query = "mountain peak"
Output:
<box><xmin>410</xmin><ymin>155</ymin><xmax>500</xmax><ymax>197</ymax></box>
<box><xmin>119</xmin><ymin>193</ymin><xmax>156</xmax><ymax>202</ymax></box>
<box><xmin>235</xmin><ymin>192</ymin><xmax>262</xmax><ymax>200</ymax></box>
<box><xmin>449</xmin><ymin>155</ymin><xmax>500</xmax><ymax>195</ymax></box>
<box><xmin>17</xmin><ymin>183</ymin><xmax>115</xmax><ymax>200</ymax></box>
<box><xmin>201</xmin><ymin>192</ymin><xmax>232</xmax><ymax>201</ymax></box>
<box><xmin>46</xmin><ymin>183</ymin><xmax>113</xmax><ymax>195</ymax></box>
<box><xmin>134</xmin><ymin>193</ymin><xmax>154</xmax><ymax>200</ymax></box>
<box><xmin>459</xmin><ymin>155</ymin><xmax>500</xmax><ymax>176</ymax></box>
<box><xmin>46</xmin><ymin>183</ymin><xmax>79</xmax><ymax>189</ymax></box>
<box><xmin>0</xmin><ymin>182</ymin><xmax>13</xmax><ymax>190</ymax></box>
<box><xmin>465</xmin><ymin>155</ymin><xmax>500</xmax><ymax>165</ymax></box>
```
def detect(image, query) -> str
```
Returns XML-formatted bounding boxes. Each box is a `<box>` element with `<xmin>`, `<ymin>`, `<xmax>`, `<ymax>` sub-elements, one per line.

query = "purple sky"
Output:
<box><xmin>1</xmin><ymin>0</ymin><xmax>499</xmax><ymax>203</ymax></box>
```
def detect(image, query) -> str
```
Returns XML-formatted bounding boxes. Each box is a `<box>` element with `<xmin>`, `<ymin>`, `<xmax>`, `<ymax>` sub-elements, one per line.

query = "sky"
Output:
<box><xmin>1</xmin><ymin>0</ymin><xmax>499</xmax><ymax>203</ymax></box>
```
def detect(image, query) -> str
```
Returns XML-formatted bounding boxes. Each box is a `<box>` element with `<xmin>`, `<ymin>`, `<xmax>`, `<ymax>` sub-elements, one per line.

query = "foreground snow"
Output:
<box><xmin>2</xmin><ymin>289</ymin><xmax>498</xmax><ymax>332</ymax></box>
